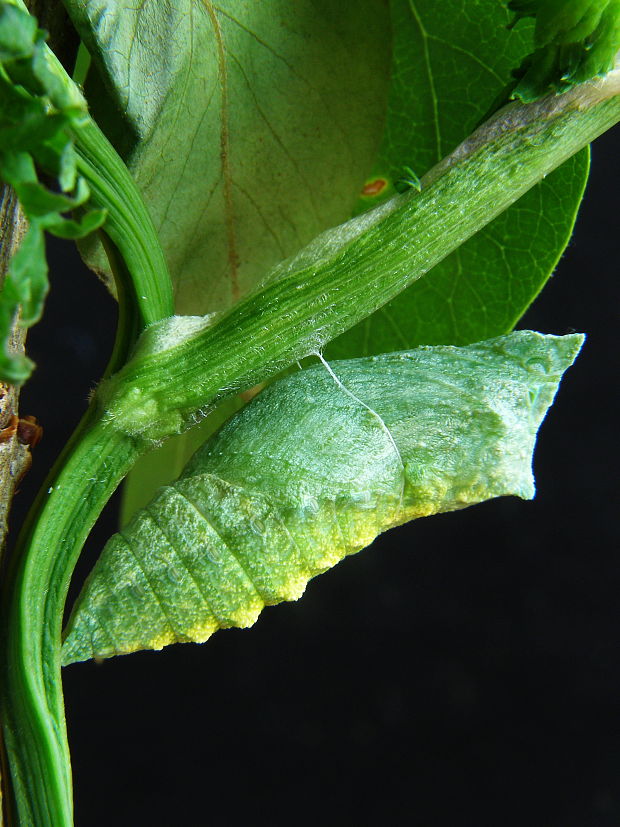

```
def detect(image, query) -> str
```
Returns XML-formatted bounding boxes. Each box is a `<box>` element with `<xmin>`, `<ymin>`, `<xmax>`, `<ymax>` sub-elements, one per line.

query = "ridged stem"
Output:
<box><xmin>74</xmin><ymin>118</ymin><xmax>175</xmax><ymax>330</ymax></box>
<box><xmin>1</xmin><ymin>70</ymin><xmax>619</xmax><ymax>826</ymax></box>
<box><xmin>102</xmin><ymin>80</ymin><xmax>620</xmax><ymax>442</ymax></box>
<box><xmin>1</xmin><ymin>412</ymin><xmax>142</xmax><ymax>825</ymax></box>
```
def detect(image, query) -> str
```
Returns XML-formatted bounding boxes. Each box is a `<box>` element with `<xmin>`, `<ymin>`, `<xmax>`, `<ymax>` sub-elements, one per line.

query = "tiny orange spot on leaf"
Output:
<box><xmin>361</xmin><ymin>177</ymin><xmax>389</xmax><ymax>197</ymax></box>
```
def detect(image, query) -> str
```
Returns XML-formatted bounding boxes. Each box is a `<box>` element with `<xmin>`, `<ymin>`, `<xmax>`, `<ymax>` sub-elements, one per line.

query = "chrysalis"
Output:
<box><xmin>62</xmin><ymin>332</ymin><xmax>583</xmax><ymax>664</ymax></box>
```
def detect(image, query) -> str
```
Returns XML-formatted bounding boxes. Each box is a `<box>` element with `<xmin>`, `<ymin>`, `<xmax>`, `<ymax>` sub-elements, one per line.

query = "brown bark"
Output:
<box><xmin>0</xmin><ymin>187</ymin><xmax>30</xmax><ymax>827</ymax></box>
<box><xmin>0</xmin><ymin>187</ymin><xmax>31</xmax><ymax>556</ymax></box>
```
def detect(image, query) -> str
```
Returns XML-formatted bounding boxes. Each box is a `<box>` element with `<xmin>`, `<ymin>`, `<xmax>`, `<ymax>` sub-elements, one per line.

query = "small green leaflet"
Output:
<box><xmin>327</xmin><ymin>0</ymin><xmax>589</xmax><ymax>358</ymax></box>
<box><xmin>62</xmin><ymin>331</ymin><xmax>583</xmax><ymax>664</ymax></box>
<box><xmin>509</xmin><ymin>0</ymin><xmax>620</xmax><ymax>101</ymax></box>
<box><xmin>0</xmin><ymin>1</ymin><xmax>105</xmax><ymax>383</ymax></box>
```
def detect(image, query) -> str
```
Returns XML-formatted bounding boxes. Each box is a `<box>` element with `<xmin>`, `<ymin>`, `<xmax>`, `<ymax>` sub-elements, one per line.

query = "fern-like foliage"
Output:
<box><xmin>0</xmin><ymin>2</ymin><xmax>105</xmax><ymax>383</ymax></box>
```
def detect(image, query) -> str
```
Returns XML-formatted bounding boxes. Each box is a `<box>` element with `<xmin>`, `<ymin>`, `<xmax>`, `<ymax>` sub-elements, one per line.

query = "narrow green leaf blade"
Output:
<box><xmin>65</xmin><ymin>0</ymin><xmax>391</xmax><ymax>314</ymax></box>
<box><xmin>328</xmin><ymin>0</ymin><xmax>590</xmax><ymax>357</ymax></box>
<box><xmin>63</xmin><ymin>331</ymin><xmax>583</xmax><ymax>664</ymax></box>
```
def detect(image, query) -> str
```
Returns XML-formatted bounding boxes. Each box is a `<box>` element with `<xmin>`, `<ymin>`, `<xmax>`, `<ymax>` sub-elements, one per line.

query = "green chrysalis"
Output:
<box><xmin>62</xmin><ymin>332</ymin><xmax>583</xmax><ymax>664</ymax></box>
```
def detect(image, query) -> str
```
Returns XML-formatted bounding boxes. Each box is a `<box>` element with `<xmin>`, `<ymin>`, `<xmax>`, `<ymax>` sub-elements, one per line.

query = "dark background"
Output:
<box><xmin>12</xmin><ymin>127</ymin><xmax>619</xmax><ymax>826</ymax></box>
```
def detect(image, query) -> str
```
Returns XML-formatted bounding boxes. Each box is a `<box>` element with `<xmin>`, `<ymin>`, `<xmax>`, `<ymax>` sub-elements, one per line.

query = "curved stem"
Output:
<box><xmin>1</xmin><ymin>411</ymin><xmax>145</xmax><ymax>825</ymax></box>
<box><xmin>0</xmin><ymin>68</ymin><xmax>618</xmax><ymax>826</ymax></box>
<box><xmin>102</xmin><ymin>84</ymin><xmax>620</xmax><ymax>442</ymax></box>
<box><xmin>74</xmin><ymin>118</ymin><xmax>175</xmax><ymax>329</ymax></box>
<box><xmin>0</xmin><ymin>35</ymin><xmax>174</xmax><ymax>827</ymax></box>
<box><xmin>0</xmin><ymin>8</ymin><xmax>175</xmax><ymax>822</ymax></box>
<box><xmin>0</xmin><ymin>119</ymin><xmax>174</xmax><ymax>827</ymax></box>
<box><xmin>99</xmin><ymin>235</ymin><xmax>143</xmax><ymax>378</ymax></box>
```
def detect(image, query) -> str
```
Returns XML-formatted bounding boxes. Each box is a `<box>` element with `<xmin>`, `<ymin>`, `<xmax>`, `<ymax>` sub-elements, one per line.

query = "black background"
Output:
<box><xmin>12</xmin><ymin>127</ymin><xmax>619</xmax><ymax>826</ymax></box>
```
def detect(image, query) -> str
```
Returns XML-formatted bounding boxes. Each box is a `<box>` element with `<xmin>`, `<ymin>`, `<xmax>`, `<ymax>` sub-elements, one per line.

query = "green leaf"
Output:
<box><xmin>327</xmin><ymin>0</ymin><xmax>589</xmax><ymax>358</ymax></box>
<box><xmin>62</xmin><ymin>331</ymin><xmax>583</xmax><ymax>663</ymax></box>
<box><xmin>11</xmin><ymin>177</ymin><xmax>89</xmax><ymax>217</ymax></box>
<box><xmin>0</xmin><ymin>220</ymin><xmax>46</xmax><ymax>325</ymax></box>
<box><xmin>0</xmin><ymin>1</ymin><xmax>85</xmax><ymax>111</ymax></box>
<box><xmin>65</xmin><ymin>0</ymin><xmax>392</xmax><ymax>314</ymax></box>
<box><xmin>0</xmin><ymin>0</ymin><xmax>106</xmax><ymax>384</ymax></box>
<box><xmin>0</xmin><ymin>2</ymin><xmax>37</xmax><ymax>58</ymax></box>
<box><xmin>509</xmin><ymin>0</ymin><xmax>620</xmax><ymax>101</ymax></box>
<box><xmin>0</xmin><ymin>219</ymin><xmax>42</xmax><ymax>382</ymax></box>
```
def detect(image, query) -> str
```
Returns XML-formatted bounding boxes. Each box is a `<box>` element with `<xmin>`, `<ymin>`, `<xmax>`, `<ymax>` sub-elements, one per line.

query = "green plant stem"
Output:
<box><xmin>98</xmin><ymin>235</ymin><xmax>144</xmax><ymax>378</ymax></box>
<box><xmin>0</xmin><ymin>18</ymin><xmax>173</xmax><ymax>820</ymax></box>
<box><xmin>74</xmin><ymin>118</ymin><xmax>175</xmax><ymax>329</ymax></box>
<box><xmin>1</xmin><ymin>74</ymin><xmax>619</xmax><ymax>826</ymax></box>
<box><xmin>102</xmin><ymin>80</ymin><xmax>620</xmax><ymax>442</ymax></box>
<box><xmin>0</xmin><ymin>110</ymin><xmax>174</xmax><ymax>827</ymax></box>
<box><xmin>1</xmin><ymin>413</ymin><xmax>143</xmax><ymax>825</ymax></box>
